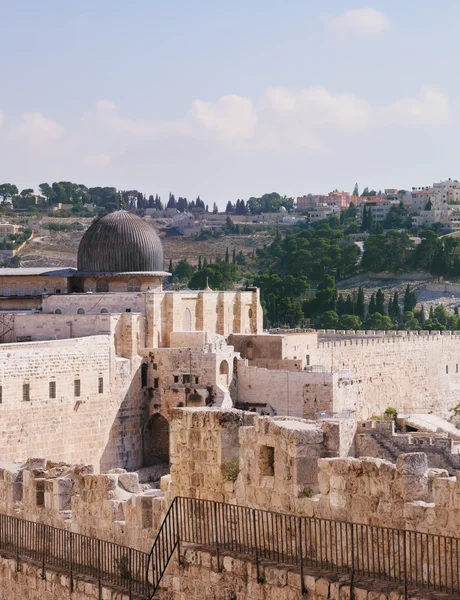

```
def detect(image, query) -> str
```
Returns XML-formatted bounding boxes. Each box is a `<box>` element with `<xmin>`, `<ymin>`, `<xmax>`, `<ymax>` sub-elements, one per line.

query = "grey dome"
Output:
<box><xmin>77</xmin><ymin>211</ymin><xmax>164</xmax><ymax>273</ymax></box>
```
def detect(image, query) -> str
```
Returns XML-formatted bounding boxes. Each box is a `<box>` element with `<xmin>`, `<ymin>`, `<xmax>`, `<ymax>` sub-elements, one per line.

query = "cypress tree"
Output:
<box><xmin>356</xmin><ymin>287</ymin><xmax>365</xmax><ymax>320</ymax></box>
<box><xmin>337</xmin><ymin>293</ymin><xmax>345</xmax><ymax>315</ymax></box>
<box><xmin>376</xmin><ymin>289</ymin><xmax>385</xmax><ymax>314</ymax></box>
<box><xmin>203</xmin><ymin>258</ymin><xmax>208</xmax><ymax>268</ymax></box>
<box><xmin>368</xmin><ymin>293</ymin><xmax>376</xmax><ymax>315</ymax></box>
<box><xmin>225</xmin><ymin>248</ymin><xmax>229</xmax><ymax>263</ymax></box>
<box><xmin>232</xmin><ymin>248</ymin><xmax>236</xmax><ymax>263</ymax></box>
<box><xmin>198</xmin><ymin>256</ymin><xmax>202</xmax><ymax>270</ymax></box>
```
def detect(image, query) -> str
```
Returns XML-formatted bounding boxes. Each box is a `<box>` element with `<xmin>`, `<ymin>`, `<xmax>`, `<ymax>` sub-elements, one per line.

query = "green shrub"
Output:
<box><xmin>222</xmin><ymin>460</ymin><xmax>240</xmax><ymax>482</ymax></box>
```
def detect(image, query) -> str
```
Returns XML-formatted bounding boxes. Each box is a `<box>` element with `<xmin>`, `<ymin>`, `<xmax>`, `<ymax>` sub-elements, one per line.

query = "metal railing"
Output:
<box><xmin>0</xmin><ymin>512</ymin><xmax>149</xmax><ymax>598</ymax></box>
<box><xmin>147</xmin><ymin>496</ymin><xmax>460</xmax><ymax>598</ymax></box>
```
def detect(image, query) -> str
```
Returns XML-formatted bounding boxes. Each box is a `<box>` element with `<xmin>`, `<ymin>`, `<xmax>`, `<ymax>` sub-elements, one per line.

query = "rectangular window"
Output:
<box><xmin>446</xmin><ymin>365</ymin><xmax>449</xmax><ymax>375</ymax></box>
<box><xmin>173</xmin><ymin>375</ymin><xmax>179</xmax><ymax>383</ymax></box>
<box><xmin>154</xmin><ymin>378</ymin><xmax>159</xmax><ymax>389</ymax></box>
<box><xmin>23</xmin><ymin>383</ymin><xmax>30</xmax><ymax>402</ymax></box>
<box><xmin>0</xmin><ymin>386</ymin><xmax>2</xmax><ymax>404</ymax></box>
<box><xmin>195</xmin><ymin>376</ymin><xmax>199</xmax><ymax>385</ymax></box>
<box><xmin>152</xmin><ymin>363</ymin><xmax>158</xmax><ymax>370</ymax></box>
<box><xmin>259</xmin><ymin>445</ymin><xmax>275</xmax><ymax>476</ymax></box>
<box><xmin>457</xmin><ymin>364</ymin><xmax>459</xmax><ymax>374</ymax></box>
<box><xmin>49</xmin><ymin>381</ymin><xmax>56</xmax><ymax>399</ymax></box>
<box><xmin>98</xmin><ymin>377</ymin><xmax>104</xmax><ymax>394</ymax></box>
<box><xmin>183</xmin><ymin>374</ymin><xmax>191</xmax><ymax>384</ymax></box>
<box><xmin>74</xmin><ymin>379</ymin><xmax>81</xmax><ymax>397</ymax></box>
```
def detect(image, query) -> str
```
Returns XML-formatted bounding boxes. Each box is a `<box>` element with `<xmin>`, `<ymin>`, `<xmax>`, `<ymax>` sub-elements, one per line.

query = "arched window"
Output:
<box><xmin>100</xmin><ymin>308</ymin><xmax>108</xmax><ymax>314</ymax></box>
<box><xmin>77</xmin><ymin>308</ymin><xmax>85</xmax><ymax>315</ymax></box>
<box><xmin>248</xmin><ymin>308</ymin><xmax>253</xmax><ymax>318</ymax></box>
<box><xmin>127</xmin><ymin>278</ymin><xmax>141</xmax><ymax>292</ymax></box>
<box><xmin>183</xmin><ymin>308</ymin><xmax>192</xmax><ymax>331</ymax></box>
<box><xmin>219</xmin><ymin>360</ymin><xmax>229</xmax><ymax>386</ymax></box>
<box><xmin>3</xmin><ymin>287</ymin><xmax>10</xmax><ymax>297</ymax></box>
<box><xmin>30</xmin><ymin>287</ymin><xmax>38</xmax><ymax>296</ymax></box>
<box><xmin>54</xmin><ymin>309</ymin><xmax>62</xmax><ymax>314</ymax></box>
<box><xmin>246</xmin><ymin>340</ymin><xmax>254</xmax><ymax>360</ymax></box>
<box><xmin>96</xmin><ymin>279</ymin><xmax>109</xmax><ymax>293</ymax></box>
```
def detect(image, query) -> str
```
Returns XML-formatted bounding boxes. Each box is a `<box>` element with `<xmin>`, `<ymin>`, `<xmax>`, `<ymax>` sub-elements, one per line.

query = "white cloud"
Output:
<box><xmin>189</xmin><ymin>95</ymin><xmax>258</xmax><ymax>142</ymax></box>
<box><xmin>9</xmin><ymin>112</ymin><xmax>65</xmax><ymax>147</ymax></box>
<box><xmin>381</xmin><ymin>86</ymin><xmax>450</xmax><ymax>126</ymax></box>
<box><xmin>329</xmin><ymin>7</ymin><xmax>390</xmax><ymax>37</ymax></box>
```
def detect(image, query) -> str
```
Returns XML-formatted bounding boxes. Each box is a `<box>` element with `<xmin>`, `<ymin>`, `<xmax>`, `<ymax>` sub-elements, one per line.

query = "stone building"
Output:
<box><xmin>0</xmin><ymin>210</ymin><xmax>262</xmax><ymax>471</ymax></box>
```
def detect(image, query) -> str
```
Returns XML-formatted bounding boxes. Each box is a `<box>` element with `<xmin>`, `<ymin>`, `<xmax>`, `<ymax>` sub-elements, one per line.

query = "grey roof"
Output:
<box><xmin>77</xmin><ymin>211</ymin><xmax>164</xmax><ymax>273</ymax></box>
<box><xmin>0</xmin><ymin>268</ymin><xmax>77</xmax><ymax>277</ymax></box>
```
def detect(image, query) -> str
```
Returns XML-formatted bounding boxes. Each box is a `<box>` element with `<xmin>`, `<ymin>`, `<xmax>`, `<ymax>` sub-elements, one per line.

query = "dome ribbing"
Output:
<box><xmin>77</xmin><ymin>211</ymin><xmax>164</xmax><ymax>273</ymax></box>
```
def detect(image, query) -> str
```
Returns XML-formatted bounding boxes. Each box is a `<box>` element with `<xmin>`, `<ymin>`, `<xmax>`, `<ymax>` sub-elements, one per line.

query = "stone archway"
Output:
<box><xmin>219</xmin><ymin>360</ymin><xmax>229</xmax><ymax>386</ymax></box>
<box><xmin>245</xmin><ymin>340</ymin><xmax>254</xmax><ymax>360</ymax></box>
<box><xmin>143</xmin><ymin>413</ymin><xmax>170</xmax><ymax>466</ymax></box>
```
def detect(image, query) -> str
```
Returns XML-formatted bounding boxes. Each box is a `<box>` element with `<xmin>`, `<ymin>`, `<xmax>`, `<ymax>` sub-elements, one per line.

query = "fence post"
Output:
<box><xmin>128</xmin><ymin>547</ymin><xmax>133</xmax><ymax>600</ymax></box>
<box><xmin>213</xmin><ymin>502</ymin><xmax>221</xmax><ymax>572</ymax></box>
<box><xmin>403</xmin><ymin>531</ymin><xmax>408</xmax><ymax>600</ymax></box>
<box><xmin>41</xmin><ymin>524</ymin><xmax>46</xmax><ymax>580</ymax></box>
<box><xmin>69</xmin><ymin>531</ymin><xmax>74</xmax><ymax>593</ymax></box>
<box><xmin>15</xmin><ymin>518</ymin><xmax>20</xmax><ymax>572</ymax></box>
<box><xmin>97</xmin><ymin>539</ymin><xmax>102</xmax><ymax>600</ymax></box>
<box><xmin>177</xmin><ymin>534</ymin><xmax>181</xmax><ymax>567</ymax></box>
<box><xmin>252</xmin><ymin>510</ymin><xmax>261</xmax><ymax>583</ymax></box>
<box><xmin>299</xmin><ymin>518</ymin><xmax>305</xmax><ymax>595</ymax></box>
<box><xmin>350</xmin><ymin>523</ymin><xmax>355</xmax><ymax>600</ymax></box>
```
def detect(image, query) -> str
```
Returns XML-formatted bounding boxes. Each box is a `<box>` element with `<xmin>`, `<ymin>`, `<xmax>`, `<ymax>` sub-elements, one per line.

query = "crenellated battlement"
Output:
<box><xmin>0</xmin><ymin>458</ymin><xmax>168</xmax><ymax>553</ymax></box>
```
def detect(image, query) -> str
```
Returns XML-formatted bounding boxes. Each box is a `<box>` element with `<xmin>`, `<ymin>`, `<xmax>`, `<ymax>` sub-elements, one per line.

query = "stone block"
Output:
<box><xmin>396</xmin><ymin>453</ymin><xmax>427</xmax><ymax>477</ymax></box>
<box><xmin>315</xmin><ymin>578</ymin><xmax>330</xmax><ymax>597</ymax></box>
<box><xmin>118</xmin><ymin>473</ymin><xmax>141</xmax><ymax>494</ymax></box>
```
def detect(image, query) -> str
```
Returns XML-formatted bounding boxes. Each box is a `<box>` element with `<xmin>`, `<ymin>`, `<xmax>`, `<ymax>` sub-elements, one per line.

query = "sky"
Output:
<box><xmin>0</xmin><ymin>1</ymin><xmax>458</xmax><ymax>207</ymax></box>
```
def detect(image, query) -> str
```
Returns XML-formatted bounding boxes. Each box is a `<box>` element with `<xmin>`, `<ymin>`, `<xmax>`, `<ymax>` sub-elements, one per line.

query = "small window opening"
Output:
<box><xmin>152</xmin><ymin>363</ymin><xmax>158</xmax><ymax>370</ymax></box>
<box><xmin>0</xmin><ymin>386</ymin><xmax>3</xmax><ymax>404</ymax></box>
<box><xmin>23</xmin><ymin>383</ymin><xmax>30</xmax><ymax>402</ymax></box>
<box><xmin>141</xmin><ymin>364</ymin><xmax>148</xmax><ymax>388</ymax></box>
<box><xmin>195</xmin><ymin>376</ymin><xmax>199</xmax><ymax>385</ymax></box>
<box><xmin>100</xmin><ymin>308</ymin><xmax>108</xmax><ymax>314</ymax></box>
<box><xmin>74</xmin><ymin>379</ymin><xmax>81</xmax><ymax>397</ymax></box>
<box><xmin>183</xmin><ymin>374</ymin><xmax>191</xmax><ymax>384</ymax></box>
<box><xmin>154</xmin><ymin>378</ymin><xmax>159</xmax><ymax>389</ymax></box>
<box><xmin>98</xmin><ymin>377</ymin><xmax>104</xmax><ymax>394</ymax></box>
<box><xmin>259</xmin><ymin>445</ymin><xmax>275</xmax><ymax>476</ymax></box>
<box><xmin>54</xmin><ymin>309</ymin><xmax>62</xmax><ymax>314</ymax></box>
<box><xmin>49</xmin><ymin>381</ymin><xmax>56</xmax><ymax>399</ymax></box>
<box><xmin>77</xmin><ymin>308</ymin><xmax>85</xmax><ymax>315</ymax></box>
<box><xmin>36</xmin><ymin>480</ymin><xmax>45</xmax><ymax>507</ymax></box>
<box><xmin>446</xmin><ymin>365</ymin><xmax>449</xmax><ymax>374</ymax></box>
<box><xmin>457</xmin><ymin>364</ymin><xmax>459</xmax><ymax>374</ymax></box>
<box><xmin>174</xmin><ymin>375</ymin><xmax>179</xmax><ymax>383</ymax></box>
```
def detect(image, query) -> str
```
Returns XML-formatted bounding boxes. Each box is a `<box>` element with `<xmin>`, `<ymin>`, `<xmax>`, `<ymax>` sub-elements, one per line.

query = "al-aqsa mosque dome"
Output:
<box><xmin>77</xmin><ymin>210</ymin><xmax>164</xmax><ymax>274</ymax></box>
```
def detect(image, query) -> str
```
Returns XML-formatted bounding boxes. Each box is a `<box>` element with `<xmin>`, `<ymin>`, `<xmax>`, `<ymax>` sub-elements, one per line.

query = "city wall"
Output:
<box><xmin>314</xmin><ymin>330</ymin><xmax>460</xmax><ymax>418</ymax></box>
<box><xmin>0</xmin><ymin>334</ymin><xmax>144</xmax><ymax>471</ymax></box>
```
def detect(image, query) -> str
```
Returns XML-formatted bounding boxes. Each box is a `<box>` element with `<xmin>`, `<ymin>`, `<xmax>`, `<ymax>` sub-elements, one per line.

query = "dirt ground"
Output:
<box><xmin>17</xmin><ymin>228</ymin><xmax>273</xmax><ymax>269</ymax></box>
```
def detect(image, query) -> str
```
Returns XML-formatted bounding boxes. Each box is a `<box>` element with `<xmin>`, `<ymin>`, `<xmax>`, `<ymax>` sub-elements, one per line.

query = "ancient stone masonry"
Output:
<box><xmin>356</xmin><ymin>419</ymin><xmax>460</xmax><ymax>472</ymax></box>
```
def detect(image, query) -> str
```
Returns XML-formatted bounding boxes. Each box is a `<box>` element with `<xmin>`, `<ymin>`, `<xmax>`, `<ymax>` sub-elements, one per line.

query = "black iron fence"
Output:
<box><xmin>0</xmin><ymin>512</ymin><xmax>149</xmax><ymax>598</ymax></box>
<box><xmin>148</xmin><ymin>496</ymin><xmax>460</xmax><ymax>598</ymax></box>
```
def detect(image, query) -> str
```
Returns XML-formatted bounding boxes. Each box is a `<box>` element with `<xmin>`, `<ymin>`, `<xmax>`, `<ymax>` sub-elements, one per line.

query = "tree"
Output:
<box><xmin>167</xmin><ymin>193</ymin><xmax>177</xmax><ymax>209</ymax></box>
<box><xmin>168</xmin><ymin>259</ymin><xmax>173</xmax><ymax>274</ymax></box>
<box><xmin>38</xmin><ymin>183</ymin><xmax>54</xmax><ymax>204</ymax></box>
<box><xmin>225</xmin><ymin>201</ymin><xmax>234</xmax><ymax>213</ymax></box>
<box><xmin>338</xmin><ymin>314</ymin><xmax>362</xmax><ymax>330</ymax></box>
<box><xmin>225</xmin><ymin>247</ymin><xmax>229</xmax><ymax>263</ymax></box>
<box><xmin>212</xmin><ymin>202</ymin><xmax>218</xmax><ymax>214</ymax></box>
<box><xmin>20</xmin><ymin>188</ymin><xmax>34</xmax><ymax>197</ymax></box>
<box><xmin>320</xmin><ymin>311</ymin><xmax>339</xmax><ymax>329</ymax></box>
<box><xmin>173</xmin><ymin>259</ymin><xmax>195</xmax><ymax>281</ymax></box>
<box><xmin>232</xmin><ymin>248</ymin><xmax>236</xmax><ymax>263</ymax></box>
<box><xmin>376</xmin><ymin>289</ymin><xmax>385</xmax><ymax>315</ymax></box>
<box><xmin>0</xmin><ymin>183</ymin><xmax>19</xmax><ymax>204</ymax></box>
<box><xmin>368</xmin><ymin>293</ymin><xmax>376</xmax><ymax>315</ymax></box>
<box><xmin>356</xmin><ymin>287</ymin><xmax>365</xmax><ymax>320</ymax></box>
<box><xmin>336</xmin><ymin>293</ymin><xmax>345</xmax><ymax>315</ymax></box>
<box><xmin>363</xmin><ymin>312</ymin><xmax>393</xmax><ymax>330</ymax></box>
<box><xmin>198</xmin><ymin>256</ymin><xmax>202</xmax><ymax>271</ymax></box>
<box><xmin>403</xmin><ymin>284</ymin><xmax>417</xmax><ymax>312</ymax></box>
<box><xmin>353</xmin><ymin>183</ymin><xmax>359</xmax><ymax>196</ymax></box>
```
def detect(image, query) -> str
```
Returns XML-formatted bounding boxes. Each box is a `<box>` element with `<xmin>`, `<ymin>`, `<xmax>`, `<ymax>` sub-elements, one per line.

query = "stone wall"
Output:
<box><xmin>313</xmin><ymin>331</ymin><xmax>460</xmax><ymax>419</ymax></box>
<box><xmin>0</xmin><ymin>334</ymin><xmax>144</xmax><ymax>471</ymax></box>
<box><xmin>0</xmin><ymin>555</ymin><xmax>136</xmax><ymax>600</ymax></box>
<box><xmin>0</xmin><ymin>459</ymin><xmax>167</xmax><ymax>553</ymax></box>
<box><xmin>355</xmin><ymin>419</ymin><xmax>460</xmax><ymax>472</ymax></box>
<box><xmin>157</xmin><ymin>547</ymin><xmax>410</xmax><ymax>600</ymax></box>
